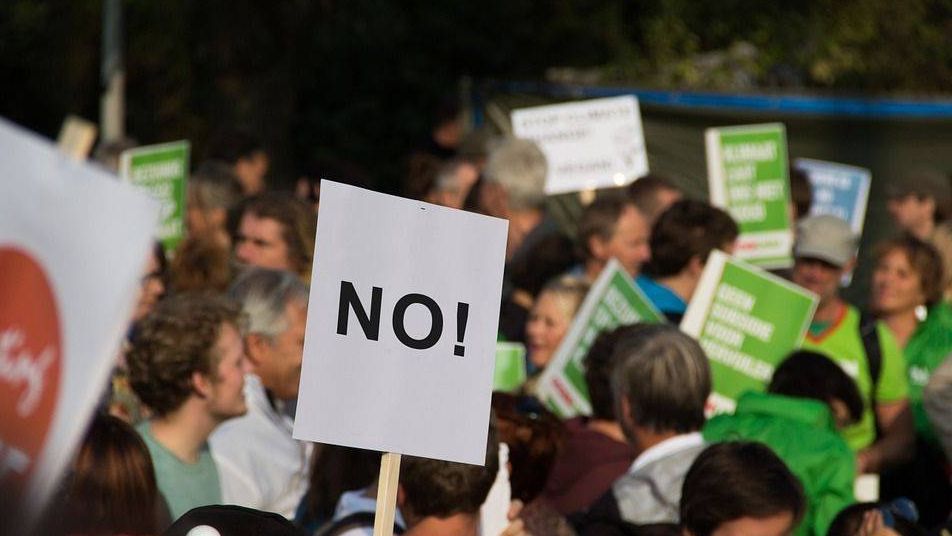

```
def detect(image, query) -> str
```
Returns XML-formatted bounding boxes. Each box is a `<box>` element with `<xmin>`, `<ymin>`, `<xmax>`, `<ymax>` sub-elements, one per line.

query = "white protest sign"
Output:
<box><xmin>511</xmin><ymin>96</ymin><xmax>649</xmax><ymax>195</ymax></box>
<box><xmin>293</xmin><ymin>181</ymin><xmax>507</xmax><ymax>465</ymax></box>
<box><xmin>0</xmin><ymin>117</ymin><xmax>158</xmax><ymax>531</ymax></box>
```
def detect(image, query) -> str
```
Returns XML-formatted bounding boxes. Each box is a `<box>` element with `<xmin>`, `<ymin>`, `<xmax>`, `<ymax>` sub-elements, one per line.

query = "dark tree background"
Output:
<box><xmin>1</xmin><ymin>0</ymin><xmax>949</xmax><ymax>191</ymax></box>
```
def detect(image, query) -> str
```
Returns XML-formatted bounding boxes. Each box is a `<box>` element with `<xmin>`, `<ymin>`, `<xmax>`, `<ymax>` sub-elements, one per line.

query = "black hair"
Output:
<box><xmin>768</xmin><ymin>350</ymin><xmax>864</xmax><ymax>425</ymax></box>
<box><xmin>400</xmin><ymin>424</ymin><xmax>499</xmax><ymax>518</ymax></box>
<box><xmin>626</xmin><ymin>173</ymin><xmax>682</xmax><ymax>222</ymax></box>
<box><xmin>681</xmin><ymin>442</ymin><xmax>805</xmax><ymax>536</ymax></box>
<box><xmin>643</xmin><ymin>200</ymin><xmax>738</xmax><ymax>278</ymax></box>
<box><xmin>584</xmin><ymin>324</ymin><xmax>646</xmax><ymax>421</ymax></box>
<box><xmin>789</xmin><ymin>166</ymin><xmax>813</xmax><ymax>221</ymax></box>
<box><xmin>205</xmin><ymin>128</ymin><xmax>264</xmax><ymax>164</ymax></box>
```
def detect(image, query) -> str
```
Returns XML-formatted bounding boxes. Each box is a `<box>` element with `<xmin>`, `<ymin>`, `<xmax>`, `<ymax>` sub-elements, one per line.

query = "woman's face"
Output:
<box><xmin>526</xmin><ymin>291</ymin><xmax>573</xmax><ymax>369</ymax></box>
<box><xmin>871</xmin><ymin>249</ymin><xmax>926</xmax><ymax>316</ymax></box>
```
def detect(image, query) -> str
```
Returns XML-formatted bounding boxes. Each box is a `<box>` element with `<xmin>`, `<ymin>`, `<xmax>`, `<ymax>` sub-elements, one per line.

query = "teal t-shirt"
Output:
<box><xmin>704</xmin><ymin>392</ymin><xmax>856</xmax><ymax>536</ymax></box>
<box><xmin>801</xmin><ymin>305</ymin><xmax>908</xmax><ymax>451</ymax></box>
<box><xmin>904</xmin><ymin>302</ymin><xmax>952</xmax><ymax>442</ymax></box>
<box><xmin>137</xmin><ymin>421</ymin><xmax>222</xmax><ymax>520</ymax></box>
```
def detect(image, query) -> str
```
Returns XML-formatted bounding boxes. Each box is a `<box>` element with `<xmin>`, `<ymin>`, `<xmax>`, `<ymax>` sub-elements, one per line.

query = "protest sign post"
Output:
<box><xmin>373</xmin><ymin>452</ymin><xmax>402</xmax><ymax>536</ymax></box>
<box><xmin>706</xmin><ymin>123</ymin><xmax>793</xmax><ymax>268</ymax></box>
<box><xmin>680</xmin><ymin>250</ymin><xmax>817</xmax><ymax>414</ymax></box>
<box><xmin>0</xmin><ymin>118</ymin><xmax>158</xmax><ymax>534</ymax></box>
<box><xmin>511</xmin><ymin>96</ymin><xmax>649</xmax><ymax>195</ymax></box>
<box><xmin>535</xmin><ymin>259</ymin><xmax>665</xmax><ymax>418</ymax></box>
<box><xmin>293</xmin><ymin>181</ymin><xmax>507</xmax><ymax>535</ymax></box>
<box><xmin>55</xmin><ymin>115</ymin><xmax>98</xmax><ymax>160</ymax></box>
<box><xmin>120</xmin><ymin>141</ymin><xmax>189</xmax><ymax>254</ymax></box>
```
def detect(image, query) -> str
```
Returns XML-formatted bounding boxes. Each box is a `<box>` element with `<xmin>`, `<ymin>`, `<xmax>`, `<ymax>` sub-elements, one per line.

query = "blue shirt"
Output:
<box><xmin>635</xmin><ymin>275</ymin><xmax>687</xmax><ymax>315</ymax></box>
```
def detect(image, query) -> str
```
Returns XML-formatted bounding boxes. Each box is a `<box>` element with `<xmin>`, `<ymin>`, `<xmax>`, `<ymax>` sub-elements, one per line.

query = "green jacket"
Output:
<box><xmin>905</xmin><ymin>301</ymin><xmax>952</xmax><ymax>443</ymax></box>
<box><xmin>703</xmin><ymin>392</ymin><xmax>856</xmax><ymax>536</ymax></box>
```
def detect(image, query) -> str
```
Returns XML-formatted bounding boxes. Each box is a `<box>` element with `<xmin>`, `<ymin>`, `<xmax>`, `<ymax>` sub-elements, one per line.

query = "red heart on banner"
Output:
<box><xmin>0</xmin><ymin>246</ymin><xmax>61</xmax><ymax>495</ymax></box>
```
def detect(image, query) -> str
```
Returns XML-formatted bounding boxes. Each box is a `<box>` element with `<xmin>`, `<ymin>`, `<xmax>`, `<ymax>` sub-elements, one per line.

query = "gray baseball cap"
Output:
<box><xmin>794</xmin><ymin>215</ymin><xmax>857</xmax><ymax>267</ymax></box>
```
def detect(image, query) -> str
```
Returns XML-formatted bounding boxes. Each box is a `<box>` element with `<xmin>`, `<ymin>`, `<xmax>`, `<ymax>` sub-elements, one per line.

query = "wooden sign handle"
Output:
<box><xmin>373</xmin><ymin>452</ymin><xmax>402</xmax><ymax>536</ymax></box>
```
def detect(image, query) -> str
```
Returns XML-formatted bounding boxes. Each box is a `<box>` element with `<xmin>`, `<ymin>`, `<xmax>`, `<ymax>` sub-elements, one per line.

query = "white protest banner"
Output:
<box><xmin>120</xmin><ymin>141</ymin><xmax>189</xmax><ymax>254</ymax></box>
<box><xmin>681</xmin><ymin>251</ymin><xmax>817</xmax><ymax>414</ymax></box>
<box><xmin>293</xmin><ymin>181</ymin><xmax>507</xmax><ymax>466</ymax></box>
<box><xmin>0</xmin><ymin>118</ymin><xmax>158</xmax><ymax>533</ymax></box>
<box><xmin>795</xmin><ymin>158</ymin><xmax>871</xmax><ymax>236</ymax></box>
<box><xmin>535</xmin><ymin>259</ymin><xmax>665</xmax><ymax>418</ymax></box>
<box><xmin>706</xmin><ymin>123</ymin><xmax>793</xmax><ymax>268</ymax></box>
<box><xmin>511</xmin><ymin>96</ymin><xmax>649</xmax><ymax>195</ymax></box>
<box><xmin>55</xmin><ymin>115</ymin><xmax>97</xmax><ymax>161</ymax></box>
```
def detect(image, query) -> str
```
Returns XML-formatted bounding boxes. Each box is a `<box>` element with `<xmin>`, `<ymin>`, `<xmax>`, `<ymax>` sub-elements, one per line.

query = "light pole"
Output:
<box><xmin>100</xmin><ymin>0</ymin><xmax>124</xmax><ymax>143</ymax></box>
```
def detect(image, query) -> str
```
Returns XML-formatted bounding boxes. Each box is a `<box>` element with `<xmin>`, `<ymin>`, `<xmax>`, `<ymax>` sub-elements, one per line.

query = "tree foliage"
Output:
<box><xmin>0</xmin><ymin>0</ymin><xmax>948</xmax><ymax>191</ymax></box>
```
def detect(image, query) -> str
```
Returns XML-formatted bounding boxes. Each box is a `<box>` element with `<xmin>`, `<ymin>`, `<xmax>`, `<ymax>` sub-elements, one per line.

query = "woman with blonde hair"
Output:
<box><xmin>525</xmin><ymin>276</ymin><xmax>590</xmax><ymax>381</ymax></box>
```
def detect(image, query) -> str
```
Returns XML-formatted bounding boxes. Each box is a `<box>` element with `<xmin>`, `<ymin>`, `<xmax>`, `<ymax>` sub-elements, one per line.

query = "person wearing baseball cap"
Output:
<box><xmin>887</xmin><ymin>169</ymin><xmax>952</xmax><ymax>301</ymax></box>
<box><xmin>792</xmin><ymin>215</ymin><xmax>914</xmax><ymax>476</ymax></box>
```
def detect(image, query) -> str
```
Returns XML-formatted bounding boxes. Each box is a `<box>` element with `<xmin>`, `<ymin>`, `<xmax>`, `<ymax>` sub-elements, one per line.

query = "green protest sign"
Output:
<box><xmin>536</xmin><ymin>259</ymin><xmax>665</xmax><ymax>418</ymax></box>
<box><xmin>494</xmin><ymin>342</ymin><xmax>527</xmax><ymax>393</ymax></box>
<box><xmin>681</xmin><ymin>250</ymin><xmax>817</xmax><ymax>414</ymax></box>
<box><xmin>120</xmin><ymin>141</ymin><xmax>189</xmax><ymax>254</ymax></box>
<box><xmin>706</xmin><ymin>123</ymin><xmax>793</xmax><ymax>268</ymax></box>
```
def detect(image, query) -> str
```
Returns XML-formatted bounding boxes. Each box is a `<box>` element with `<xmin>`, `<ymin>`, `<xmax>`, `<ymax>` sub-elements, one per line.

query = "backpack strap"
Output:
<box><xmin>316</xmin><ymin>512</ymin><xmax>404</xmax><ymax>536</ymax></box>
<box><xmin>859</xmin><ymin>312</ymin><xmax>883</xmax><ymax>410</ymax></box>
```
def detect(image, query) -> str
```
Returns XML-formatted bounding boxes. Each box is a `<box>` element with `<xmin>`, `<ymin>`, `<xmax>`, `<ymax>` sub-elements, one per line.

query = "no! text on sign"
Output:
<box><xmin>293</xmin><ymin>181</ymin><xmax>508</xmax><ymax>465</ymax></box>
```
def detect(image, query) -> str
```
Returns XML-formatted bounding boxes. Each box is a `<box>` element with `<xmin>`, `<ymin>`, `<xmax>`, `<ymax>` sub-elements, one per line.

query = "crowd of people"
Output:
<box><xmin>35</xmin><ymin>111</ymin><xmax>952</xmax><ymax>536</ymax></box>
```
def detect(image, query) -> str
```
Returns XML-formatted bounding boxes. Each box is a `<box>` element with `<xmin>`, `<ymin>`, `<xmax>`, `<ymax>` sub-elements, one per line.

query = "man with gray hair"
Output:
<box><xmin>186</xmin><ymin>160</ymin><xmax>243</xmax><ymax>247</ymax></box>
<box><xmin>575</xmin><ymin>324</ymin><xmax>711</xmax><ymax>532</ymax></box>
<box><xmin>426</xmin><ymin>158</ymin><xmax>480</xmax><ymax>209</ymax></box>
<box><xmin>209</xmin><ymin>267</ymin><xmax>312</xmax><ymax>518</ymax></box>
<box><xmin>484</xmin><ymin>138</ymin><xmax>577</xmax><ymax>343</ymax></box>
<box><xmin>483</xmin><ymin>137</ymin><xmax>553</xmax><ymax>261</ymax></box>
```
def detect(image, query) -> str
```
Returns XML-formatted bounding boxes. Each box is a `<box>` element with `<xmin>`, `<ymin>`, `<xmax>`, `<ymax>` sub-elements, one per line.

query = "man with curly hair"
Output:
<box><xmin>128</xmin><ymin>293</ymin><xmax>251</xmax><ymax>520</ymax></box>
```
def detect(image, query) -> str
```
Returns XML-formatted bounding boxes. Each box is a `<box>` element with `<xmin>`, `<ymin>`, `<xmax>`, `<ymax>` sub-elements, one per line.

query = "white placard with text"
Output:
<box><xmin>0</xmin><ymin>118</ymin><xmax>158</xmax><ymax>528</ymax></box>
<box><xmin>512</xmin><ymin>96</ymin><xmax>649</xmax><ymax>194</ymax></box>
<box><xmin>293</xmin><ymin>181</ymin><xmax>507</xmax><ymax>465</ymax></box>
